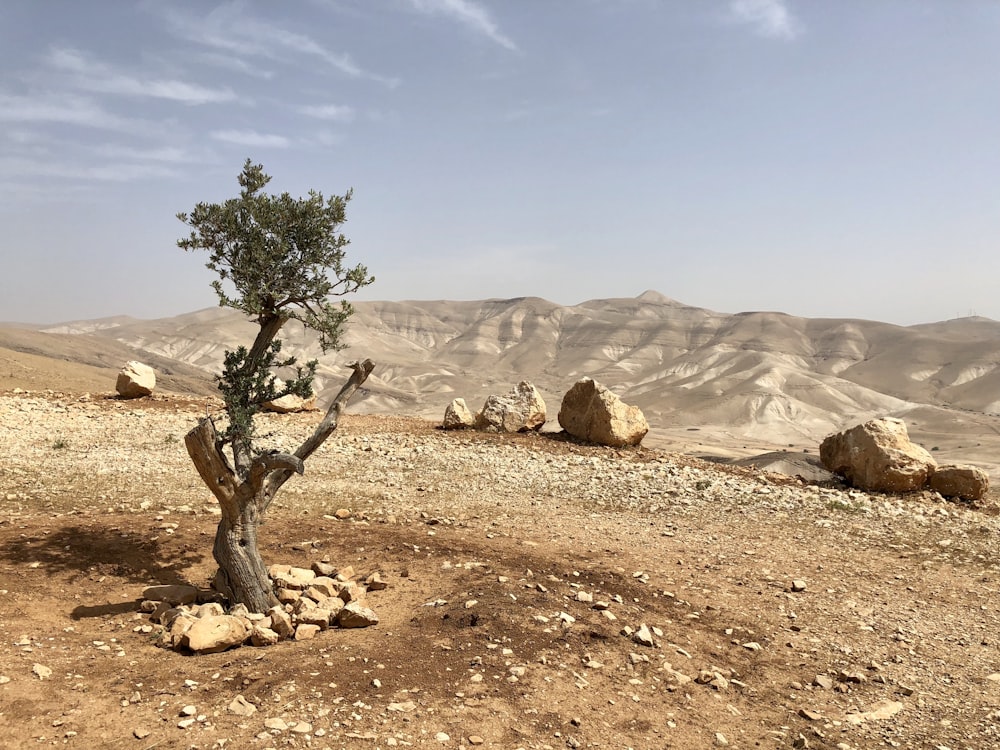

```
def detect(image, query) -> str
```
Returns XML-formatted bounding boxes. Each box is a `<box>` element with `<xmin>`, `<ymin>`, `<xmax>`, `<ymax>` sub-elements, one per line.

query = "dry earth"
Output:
<box><xmin>2</xmin><ymin>384</ymin><xmax>1000</xmax><ymax>750</ymax></box>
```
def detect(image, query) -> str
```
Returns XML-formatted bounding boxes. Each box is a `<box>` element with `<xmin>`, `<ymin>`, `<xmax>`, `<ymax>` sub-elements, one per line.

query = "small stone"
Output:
<box><xmin>468</xmin><ymin>736</ymin><xmax>485</xmax><ymax>746</ymax></box>
<box><xmin>387</xmin><ymin>701</ymin><xmax>417</xmax><ymax>712</ymax></box>
<box><xmin>177</xmin><ymin>718</ymin><xmax>196</xmax><ymax>729</ymax></box>
<box><xmin>132</xmin><ymin>728</ymin><xmax>151</xmax><ymax>740</ymax></box>
<box><xmin>798</xmin><ymin>708</ymin><xmax>823</xmax><ymax>721</ymax></box>
<box><xmin>337</xmin><ymin>601</ymin><xmax>379</xmax><ymax>628</ymax></box>
<box><xmin>365</xmin><ymin>572</ymin><xmax>388</xmax><ymax>591</ymax></box>
<box><xmin>790</xmin><ymin>580</ymin><xmax>807</xmax><ymax>592</ymax></box>
<box><xmin>813</xmin><ymin>674</ymin><xmax>834</xmax><ymax>689</ymax></box>
<box><xmin>291</xmin><ymin>722</ymin><xmax>312</xmax><ymax>734</ymax></box>
<box><xmin>265</xmin><ymin>717</ymin><xmax>289</xmax><ymax>731</ymax></box>
<box><xmin>715</xmin><ymin>732</ymin><xmax>729</xmax><ymax>746</ymax></box>
<box><xmin>32</xmin><ymin>664</ymin><xmax>52</xmax><ymax>680</ymax></box>
<box><xmin>632</xmin><ymin>624</ymin><xmax>655</xmax><ymax>647</ymax></box>
<box><xmin>742</xmin><ymin>641</ymin><xmax>763</xmax><ymax>652</ymax></box>
<box><xmin>180</xmin><ymin>705</ymin><xmax>197</xmax><ymax>717</ymax></box>
<box><xmin>229</xmin><ymin>695</ymin><xmax>257</xmax><ymax>716</ymax></box>
<box><xmin>334</xmin><ymin>508</ymin><xmax>352</xmax><ymax>520</ymax></box>
<box><xmin>435</xmin><ymin>732</ymin><xmax>450</xmax><ymax>742</ymax></box>
<box><xmin>575</xmin><ymin>591</ymin><xmax>593</xmax><ymax>603</ymax></box>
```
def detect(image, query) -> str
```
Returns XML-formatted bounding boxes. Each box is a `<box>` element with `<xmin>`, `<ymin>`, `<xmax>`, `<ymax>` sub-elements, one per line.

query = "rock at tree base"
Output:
<box><xmin>819</xmin><ymin>418</ymin><xmax>936</xmax><ymax>493</ymax></box>
<box><xmin>142</xmin><ymin>584</ymin><xmax>199</xmax><ymax>606</ymax></box>
<box><xmin>930</xmin><ymin>464</ymin><xmax>989</xmax><ymax>500</ymax></box>
<box><xmin>116</xmin><ymin>360</ymin><xmax>156</xmax><ymax>399</ymax></box>
<box><xmin>442</xmin><ymin>398</ymin><xmax>475</xmax><ymax>429</ymax></box>
<box><xmin>185</xmin><ymin>615</ymin><xmax>250</xmax><ymax>653</ymax></box>
<box><xmin>558</xmin><ymin>378</ymin><xmax>649</xmax><ymax>447</ymax></box>
<box><xmin>338</xmin><ymin>601</ymin><xmax>379</xmax><ymax>628</ymax></box>
<box><xmin>475</xmin><ymin>381</ymin><xmax>546</xmax><ymax>432</ymax></box>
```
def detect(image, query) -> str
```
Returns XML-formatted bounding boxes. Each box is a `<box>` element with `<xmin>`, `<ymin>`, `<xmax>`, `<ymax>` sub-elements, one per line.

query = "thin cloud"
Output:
<box><xmin>0</xmin><ymin>155</ymin><xmax>181</xmax><ymax>182</ymax></box>
<box><xmin>0</xmin><ymin>92</ymin><xmax>144</xmax><ymax>132</ymax></box>
<box><xmin>155</xmin><ymin>2</ymin><xmax>398</xmax><ymax>87</ymax></box>
<box><xmin>211</xmin><ymin>129</ymin><xmax>291</xmax><ymax>148</ymax></box>
<box><xmin>406</xmin><ymin>0</ymin><xmax>519</xmax><ymax>52</ymax></box>
<box><xmin>299</xmin><ymin>104</ymin><xmax>356</xmax><ymax>122</ymax></box>
<box><xmin>92</xmin><ymin>145</ymin><xmax>198</xmax><ymax>163</ymax></box>
<box><xmin>47</xmin><ymin>47</ymin><xmax>236</xmax><ymax>105</ymax></box>
<box><xmin>728</xmin><ymin>0</ymin><xmax>802</xmax><ymax>40</ymax></box>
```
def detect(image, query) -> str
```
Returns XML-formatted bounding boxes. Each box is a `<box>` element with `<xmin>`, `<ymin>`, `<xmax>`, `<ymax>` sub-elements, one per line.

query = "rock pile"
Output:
<box><xmin>262</xmin><ymin>381</ymin><xmax>317</xmax><ymax>413</ymax></box>
<box><xmin>115</xmin><ymin>361</ymin><xmax>156</xmax><ymax>399</ymax></box>
<box><xmin>820</xmin><ymin>417</ymin><xmax>989</xmax><ymax>500</ymax></box>
<box><xmin>442</xmin><ymin>382</ymin><xmax>546</xmax><ymax>433</ymax></box>
<box><xmin>142</xmin><ymin>563</ymin><xmax>381</xmax><ymax>654</ymax></box>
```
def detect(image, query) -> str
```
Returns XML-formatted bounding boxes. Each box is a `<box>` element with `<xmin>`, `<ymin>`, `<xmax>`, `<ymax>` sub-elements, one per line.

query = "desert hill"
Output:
<box><xmin>6</xmin><ymin>292</ymin><xmax>1000</xmax><ymax>475</ymax></box>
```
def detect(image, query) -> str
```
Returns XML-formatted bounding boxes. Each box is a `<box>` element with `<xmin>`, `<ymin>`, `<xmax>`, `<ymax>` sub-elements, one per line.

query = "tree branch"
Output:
<box><xmin>262</xmin><ymin>358</ymin><xmax>375</xmax><ymax>505</ymax></box>
<box><xmin>184</xmin><ymin>417</ymin><xmax>238</xmax><ymax>511</ymax></box>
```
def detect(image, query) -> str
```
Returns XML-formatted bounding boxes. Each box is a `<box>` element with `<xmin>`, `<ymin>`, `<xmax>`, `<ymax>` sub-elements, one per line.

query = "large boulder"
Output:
<box><xmin>819</xmin><ymin>418</ymin><xmax>936</xmax><ymax>493</ymax></box>
<box><xmin>442</xmin><ymin>398</ymin><xmax>475</xmax><ymax>430</ymax></box>
<box><xmin>929</xmin><ymin>464</ymin><xmax>990</xmax><ymax>501</ymax></box>
<box><xmin>558</xmin><ymin>378</ymin><xmax>649</xmax><ymax>447</ymax></box>
<box><xmin>116</xmin><ymin>361</ymin><xmax>155</xmax><ymax>399</ymax></box>
<box><xmin>475</xmin><ymin>382</ymin><xmax>546</xmax><ymax>432</ymax></box>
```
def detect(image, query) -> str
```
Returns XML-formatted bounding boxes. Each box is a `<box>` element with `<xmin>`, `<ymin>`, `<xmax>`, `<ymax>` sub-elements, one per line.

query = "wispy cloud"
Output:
<box><xmin>0</xmin><ymin>92</ymin><xmax>149</xmax><ymax>132</ymax></box>
<box><xmin>299</xmin><ymin>103</ymin><xmax>356</xmax><ymax>122</ymax></box>
<box><xmin>211</xmin><ymin>129</ymin><xmax>291</xmax><ymax>148</ymax></box>
<box><xmin>0</xmin><ymin>155</ymin><xmax>181</xmax><ymax>182</ymax></box>
<box><xmin>47</xmin><ymin>47</ymin><xmax>236</xmax><ymax>104</ymax></box>
<box><xmin>155</xmin><ymin>2</ymin><xmax>399</xmax><ymax>87</ymax></box>
<box><xmin>728</xmin><ymin>0</ymin><xmax>802</xmax><ymax>40</ymax></box>
<box><xmin>92</xmin><ymin>144</ymin><xmax>199</xmax><ymax>163</ymax></box>
<box><xmin>405</xmin><ymin>0</ymin><xmax>518</xmax><ymax>52</ymax></box>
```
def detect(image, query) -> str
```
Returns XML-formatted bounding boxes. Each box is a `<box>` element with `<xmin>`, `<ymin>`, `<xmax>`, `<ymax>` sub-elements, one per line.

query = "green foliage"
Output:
<box><xmin>217</xmin><ymin>340</ymin><xmax>317</xmax><ymax>445</ymax></box>
<box><xmin>178</xmin><ymin>160</ymin><xmax>373</xmax><ymax>460</ymax></box>
<box><xmin>177</xmin><ymin>159</ymin><xmax>374</xmax><ymax>352</ymax></box>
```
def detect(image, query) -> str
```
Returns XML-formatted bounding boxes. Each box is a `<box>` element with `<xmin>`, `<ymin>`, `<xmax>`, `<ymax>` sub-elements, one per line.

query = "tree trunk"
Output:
<box><xmin>185</xmin><ymin>359</ymin><xmax>375</xmax><ymax>613</ymax></box>
<box><xmin>213</xmin><ymin>486</ymin><xmax>278</xmax><ymax>612</ymax></box>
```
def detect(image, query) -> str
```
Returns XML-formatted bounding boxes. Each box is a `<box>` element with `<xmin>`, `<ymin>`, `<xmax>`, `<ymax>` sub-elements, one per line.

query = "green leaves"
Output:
<box><xmin>177</xmin><ymin>159</ymin><xmax>374</xmax><ymax>349</ymax></box>
<box><xmin>178</xmin><ymin>160</ymin><xmax>374</xmax><ymax>467</ymax></box>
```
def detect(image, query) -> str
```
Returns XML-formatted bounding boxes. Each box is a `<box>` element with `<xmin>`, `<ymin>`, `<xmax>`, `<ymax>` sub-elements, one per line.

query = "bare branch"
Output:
<box><xmin>184</xmin><ymin>417</ymin><xmax>238</xmax><ymax>511</ymax></box>
<box><xmin>262</xmin><ymin>358</ymin><xmax>375</xmax><ymax>505</ymax></box>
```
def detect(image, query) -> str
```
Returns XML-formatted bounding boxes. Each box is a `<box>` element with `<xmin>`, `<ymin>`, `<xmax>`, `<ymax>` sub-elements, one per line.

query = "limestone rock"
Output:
<box><xmin>337</xmin><ymin>601</ymin><xmax>379</xmax><ymax>628</ymax></box>
<box><xmin>475</xmin><ymin>381</ymin><xmax>546</xmax><ymax>432</ymax></box>
<box><xmin>262</xmin><ymin>383</ymin><xmax>316</xmax><ymax>414</ymax></box>
<box><xmin>116</xmin><ymin>361</ymin><xmax>156</xmax><ymax>399</ymax></box>
<box><xmin>819</xmin><ymin>418</ymin><xmax>936</xmax><ymax>493</ymax></box>
<box><xmin>185</xmin><ymin>615</ymin><xmax>250</xmax><ymax>654</ymax></box>
<box><xmin>250</xmin><ymin>625</ymin><xmax>281</xmax><ymax>647</ymax></box>
<box><xmin>558</xmin><ymin>378</ymin><xmax>649</xmax><ymax>447</ymax></box>
<box><xmin>929</xmin><ymin>464</ymin><xmax>989</xmax><ymax>500</ymax></box>
<box><xmin>142</xmin><ymin>584</ymin><xmax>198</xmax><ymax>606</ymax></box>
<box><xmin>442</xmin><ymin>398</ymin><xmax>475</xmax><ymax>430</ymax></box>
<box><xmin>294</xmin><ymin>623</ymin><xmax>321</xmax><ymax>640</ymax></box>
<box><xmin>267</xmin><ymin>606</ymin><xmax>295</xmax><ymax>638</ymax></box>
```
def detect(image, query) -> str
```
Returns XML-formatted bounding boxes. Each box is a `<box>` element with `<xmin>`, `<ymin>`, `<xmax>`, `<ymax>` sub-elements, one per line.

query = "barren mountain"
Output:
<box><xmin>9</xmin><ymin>291</ymin><xmax>1000</xmax><ymax>476</ymax></box>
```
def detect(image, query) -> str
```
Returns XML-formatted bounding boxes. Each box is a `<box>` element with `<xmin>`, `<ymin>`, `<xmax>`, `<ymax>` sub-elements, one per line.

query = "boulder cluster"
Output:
<box><xmin>820</xmin><ymin>417</ymin><xmax>989</xmax><ymax>501</ymax></box>
<box><xmin>141</xmin><ymin>563</ymin><xmax>381</xmax><ymax>654</ymax></box>
<box><xmin>443</xmin><ymin>378</ymin><xmax>649</xmax><ymax>448</ymax></box>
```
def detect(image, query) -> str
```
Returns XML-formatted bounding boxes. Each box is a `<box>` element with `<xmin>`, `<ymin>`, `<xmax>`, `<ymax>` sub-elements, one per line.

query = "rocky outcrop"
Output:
<box><xmin>558</xmin><ymin>378</ymin><xmax>649</xmax><ymax>447</ymax></box>
<box><xmin>930</xmin><ymin>464</ymin><xmax>990</xmax><ymax>501</ymax></box>
<box><xmin>819</xmin><ymin>418</ymin><xmax>936</xmax><ymax>493</ymax></box>
<box><xmin>442</xmin><ymin>398</ymin><xmax>475</xmax><ymax>429</ymax></box>
<box><xmin>474</xmin><ymin>382</ymin><xmax>546</xmax><ymax>433</ymax></box>
<box><xmin>115</xmin><ymin>360</ymin><xmax>155</xmax><ymax>399</ymax></box>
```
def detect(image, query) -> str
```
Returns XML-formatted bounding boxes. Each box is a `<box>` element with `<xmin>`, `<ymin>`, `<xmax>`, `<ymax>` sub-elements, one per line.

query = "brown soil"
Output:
<box><xmin>2</xmin><ymin>389</ymin><xmax>1000</xmax><ymax>750</ymax></box>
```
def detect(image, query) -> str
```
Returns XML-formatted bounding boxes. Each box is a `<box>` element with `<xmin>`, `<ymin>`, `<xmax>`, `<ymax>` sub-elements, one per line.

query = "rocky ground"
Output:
<box><xmin>2</xmin><ymin>389</ymin><xmax>1000</xmax><ymax>750</ymax></box>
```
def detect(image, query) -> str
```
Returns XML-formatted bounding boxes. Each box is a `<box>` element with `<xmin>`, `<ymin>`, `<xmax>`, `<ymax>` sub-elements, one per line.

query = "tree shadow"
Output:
<box><xmin>0</xmin><ymin>524</ymin><xmax>207</xmax><ymax>619</ymax></box>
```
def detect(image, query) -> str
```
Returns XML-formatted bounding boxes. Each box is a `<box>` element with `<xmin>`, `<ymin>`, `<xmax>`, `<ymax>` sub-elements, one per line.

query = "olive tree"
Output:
<box><xmin>177</xmin><ymin>159</ymin><xmax>374</xmax><ymax>612</ymax></box>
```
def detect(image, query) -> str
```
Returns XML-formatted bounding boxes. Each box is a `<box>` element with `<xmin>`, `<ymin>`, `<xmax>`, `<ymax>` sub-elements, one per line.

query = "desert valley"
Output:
<box><xmin>2</xmin><ymin>292</ymin><xmax>1000</xmax><ymax>749</ymax></box>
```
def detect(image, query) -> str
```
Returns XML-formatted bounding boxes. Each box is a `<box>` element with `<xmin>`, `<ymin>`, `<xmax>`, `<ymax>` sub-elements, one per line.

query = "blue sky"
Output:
<box><xmin>1</xmin><ymin>0</ymin><xmax>998</xmax><ymax>325</ymax></box>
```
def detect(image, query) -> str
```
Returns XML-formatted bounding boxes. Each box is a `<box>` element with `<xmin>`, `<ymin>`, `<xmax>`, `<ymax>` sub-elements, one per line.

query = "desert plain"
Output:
<box><xmin>2</xmin><ymin>293</ymin><xmax>1000</xmax><ymax>750</ymax></box>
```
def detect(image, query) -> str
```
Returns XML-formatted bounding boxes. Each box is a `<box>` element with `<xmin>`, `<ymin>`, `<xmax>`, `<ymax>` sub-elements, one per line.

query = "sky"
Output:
<box><xmin>1</xmin><ymin>0</ymin><xmax>998</xmax><ymax>326</ymax></box>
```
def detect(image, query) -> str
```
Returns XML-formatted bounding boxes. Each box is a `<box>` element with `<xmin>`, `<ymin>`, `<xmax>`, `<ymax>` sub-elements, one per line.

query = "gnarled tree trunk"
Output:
<box><xmin>185</xmin><ymin>359</ymin><xmax>375</xmax><ymax>612</ymax></box>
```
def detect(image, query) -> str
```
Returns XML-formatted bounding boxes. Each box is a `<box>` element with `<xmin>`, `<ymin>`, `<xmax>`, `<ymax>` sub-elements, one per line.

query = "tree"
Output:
<box><xmin>177</xmin><ymin>159</ymin><xmax>375</xmax><ymax>613</ymax></box>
